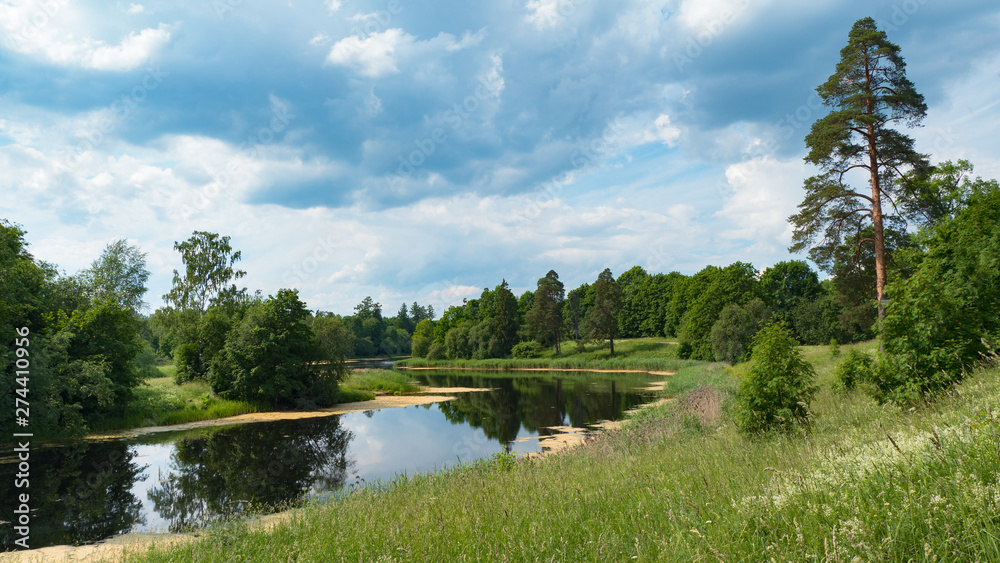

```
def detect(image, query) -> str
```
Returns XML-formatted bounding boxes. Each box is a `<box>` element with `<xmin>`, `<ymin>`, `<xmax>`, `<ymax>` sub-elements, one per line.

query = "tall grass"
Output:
<box><xmin>340</xmin><ymin>369</ymin><xmax>421</xmax><ymax>394</ymax></box>
<box><xmin>120</xmin><ymin>341</ymin><xmax>1000</xmax><ymax>561</ymax></box>
<box><xmin>91</xmin><ymin>372</ymin><xmax>262</xmax><ymax>433</ymax></box>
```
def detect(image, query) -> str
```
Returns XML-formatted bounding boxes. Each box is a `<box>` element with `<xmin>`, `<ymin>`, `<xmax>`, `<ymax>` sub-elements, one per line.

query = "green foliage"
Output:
<box><xmin>426</xmin><ymin>341</ymin><xmax>446</xmax><ymax>360</ymax></box>
<box><xmin>901</xmin><ymin>160</ymin><xmax>999</xmax><ymax>226</ymax></box>
<box><xmin>790</xmin><ymin>17</ymin><xmax>929</xmax><ymax>314</ymax></box>
<box><xmin>585</xmin><ymin>268</ymin><xmax>622</xmax><ymax>356</ymax></box>
<box><xmin>209</xmin><ymin>289</ymin><xmax>342</xmax><ymax>407</ymax></box>
<box><xmin>410</xmin><ymin>319</ymin><xmax>434</xmax><ymax>357</ymax></box>
<box><xmin>341</xmin><ymin>369</ymin><xmax>419</xmax><ymax>395</ymax></box>
<box><xmin>710</xmin><ymin>298</ymin><xmax>772</xmax><ymax>365</ymax></box>
<box><xmin>833</xmin><ymin>348</ymin><xmax>871</xmax><ymax>391</ymax></box>
<box><xmin>524</xmin><ymin>271</ymin><xmax>564</xmax><ymax>352</ymax></box>
<box><xmin>759</xmin><ymin>260</ymin><xmax>821</xmax><ymax>320</ymax></box>
<box><xmin>511</xmin><ymin>341</ymin><xmax>543</xmax><ymax>359</ymax></box>
<box><xmin>490</xmin><ymin>280</ymin><xmax>519</xmax><ymax>357</ymax></box>
<box><xmin>444</xmin><ymin>321</ymin><xmax>474</xmax><ymax>359</ymax></box>
<box><xmin>679</xmin><ymin>262</ymin><xmax>760</xmax><ymax>360</ymax></box>
<box><xmin>874</xmin><ymin>187</ymin><xmax>1000</xmax><ymax>404</ymax></box>
<box><xmin>163</xmin><ymin>231</ymin><xmax>247</xmax><ymax>313</ymax></box>
<box><xmin>312</xmin><ymin>315</ymin><xmax>354</xmax><ymax>359</ymax></box>
<box><xmin>734</xmin><ymin>322</ymin><xmax>818</xmax><ymax>434</ymax></box>
<box><xmin>82</xmin><ymin>238</ymin><xmax>151</xmax><ymax>313</ymax></box>
<box><xmin>828</xmin><ymin>337</ymin><xmax>841</xmax><ymax>358</ymax></box>
<box><xmin>615</xmin><ymin>266</ymin><xmax>649</xmax><ymax>338</ymax></box>
<box><xmin>561</xmin><ymin>283</ymin><xmax>590</xmax><ymax>341</ymax></box>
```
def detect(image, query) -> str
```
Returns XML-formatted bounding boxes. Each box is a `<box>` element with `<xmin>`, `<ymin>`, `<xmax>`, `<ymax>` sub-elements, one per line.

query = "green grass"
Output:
<box><xmin>120</xmin><ymin>341</ymin><xmax>1000</xmax><ymax>561</ymax></box>
<box><xmin>397</xmin><ymin>337</ymin><xmax>693</xmax><ymax>372</ymax></box>
<box><xmin>340</xmin><ymin>369</ymin><xmax>422</xmax><ymax>395</ymax></box>
<box><xmin>91</xmin><ymin>368</ymin><xmax>263</xmax><ymax>432</ymax></box>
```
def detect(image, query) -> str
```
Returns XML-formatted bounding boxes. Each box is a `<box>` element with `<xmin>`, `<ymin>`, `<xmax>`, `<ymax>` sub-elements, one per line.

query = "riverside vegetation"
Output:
<box><xmin>115</xmin><ymin>340</ymin><xmax>1000</xmax><ymax>562</ymax></box>
<box><xmin>1</xmin><ymin>16</ymin><xmax>999</xmax><ymax>559</ymax></box>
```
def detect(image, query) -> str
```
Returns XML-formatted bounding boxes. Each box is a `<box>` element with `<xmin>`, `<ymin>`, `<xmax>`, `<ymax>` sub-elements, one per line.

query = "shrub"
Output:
<box><xmin>829</xmin><ymin>338</ymin><xmax>841</xmax><ymax>358</ymax></box>
<box><xmin>410</xmin><ymin>335</ymin><xmax>431</xmax><ymax>358</ymax></box>
<box><xmin>733</xmin><ymin>322</ymin><xmax>817</xmax><ymax>434</ymax></box>
<box><xmin>876</xmin><ymin>187</ymin><xmax>1000</xmax><ymax>404</ymax></box>
<box><xmin>511</xmin><ymin>341</ymin><xmax>543</xmax><ymax>359</ymax></box>
<box><xmin>173</xmin><ymin>342</ymin><xmax>201</xmax><ymax>384</ymax></box>
<box><xmin>573</xmin><ymin>340</ymin><xmax>588</xmax><ymax>354</ymax></box>
<box><xmin>834</xmin><ymin>348</ymin><xmax>871</xmax><ymax>391</ymax></box>
<box><xmin>426</xmin><ymin>342</ymin><xmax>446</xmax><ymax>360</ymax></box>
<box><xmin>710</xmin><ymin>298</ymin><xmax>771</xmax><ymax>365</ymax></box>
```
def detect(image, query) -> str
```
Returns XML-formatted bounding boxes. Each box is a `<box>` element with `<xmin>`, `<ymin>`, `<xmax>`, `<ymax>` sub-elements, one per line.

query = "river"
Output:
<box><xmin>0</xmin><ymin>369</ymin><xmax>665</xmax><ymax>550</ymax></box>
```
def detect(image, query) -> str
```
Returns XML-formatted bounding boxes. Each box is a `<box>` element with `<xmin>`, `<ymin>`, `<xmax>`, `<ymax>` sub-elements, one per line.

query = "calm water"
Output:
<box><xmin>1</xmin><ymin>370</ymin><xmax>662</xmax><ymax>550</ymax></box>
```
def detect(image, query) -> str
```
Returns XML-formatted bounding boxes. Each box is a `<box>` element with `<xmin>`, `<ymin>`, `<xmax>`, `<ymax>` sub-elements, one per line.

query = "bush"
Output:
<box><xmin>710</xmin><ymin>298</ymin><xmax>771</xmax><ymax>365</ymax></box>
<box><xmin>876</xmin><ymin>187</ymin><xmax>1000</xmax><ymax>404</ymax></box>
<box><xmin>410</xmin><ymin>335</ymin><xmax>431</xmax><ymax>358</ymax></box>
<box><xmin>733</xmin><ymin>322</ymin><xmax>817</xmax><ymax>434</ymax></box>
<box><xmin>511</xmin><ymin>341</ymin><xmax>543</xmax><ymax>359</ymax></box>
<box><xmin>426</xmin><ymin>342</ymin><xmax>446</xmax><ymax>360</ymax></box>
<box><xmin>834</xmin><ymin>348</ymin><xmax>871</xmax><ymax>391</ymax></box>
<box><xmin>829</xmin><ymin>337</ymin><xmax>841</xmax><ymax>358</ymax></box>
<box><xmin>173</xmin><ymin>342</ymin><xmax>201</xmax><ymax>384</ymax></box>
<box><xmin>573</xmin><ymin>340</ymin><xmax>588</xmax><ymax>354</ymax></box>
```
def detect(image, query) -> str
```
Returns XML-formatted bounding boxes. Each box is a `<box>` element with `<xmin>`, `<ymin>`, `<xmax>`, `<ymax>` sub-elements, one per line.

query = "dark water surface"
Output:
<box><xmin>1</xmin><ymin>370</ymin><xmax>662</xmax><ymax>550</ymax></box>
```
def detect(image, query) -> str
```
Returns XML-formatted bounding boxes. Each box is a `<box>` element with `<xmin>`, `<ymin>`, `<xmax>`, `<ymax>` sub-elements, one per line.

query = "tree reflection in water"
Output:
<box><xmin>0</xmin><ymin>440</ymin><xmax>146</xmax><ymax>549</ymax></box>
<box><xmin>147</xmin><ymin>416</ymin><xmax>353</xmax><ymax>532</ymax></box>
<box><xmin>425</xmin><ymin>373</ymin><xmax>647</xmax><ymax>446</ymax></box>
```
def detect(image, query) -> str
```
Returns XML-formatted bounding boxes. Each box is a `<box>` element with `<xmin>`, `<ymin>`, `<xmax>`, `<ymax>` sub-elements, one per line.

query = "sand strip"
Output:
<box><xmin>87</xmin><ymin>395</ymin><xmax>456</xmax><ymax>440</ymax></box>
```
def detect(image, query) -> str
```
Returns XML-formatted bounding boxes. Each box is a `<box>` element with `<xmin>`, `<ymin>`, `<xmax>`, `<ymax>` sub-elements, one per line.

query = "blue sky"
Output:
<box><xmin>2</xmin><ymin>0</ymin><xmax>998</xmax><ymax>315</ymax></box>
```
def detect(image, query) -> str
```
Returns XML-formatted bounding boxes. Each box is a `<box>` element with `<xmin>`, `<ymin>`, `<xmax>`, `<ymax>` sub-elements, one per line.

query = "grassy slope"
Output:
<box><xmin>120</xmin><ymin>340</ymin><xmax>1000</xmax><ymax>562</ymax></box>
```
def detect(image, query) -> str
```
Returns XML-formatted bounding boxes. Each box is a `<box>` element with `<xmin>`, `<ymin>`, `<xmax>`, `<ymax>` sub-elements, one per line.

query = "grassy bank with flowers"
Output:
<box><xmin>117</xmin><ymin>340</ymin><xmax>1000</xmax><ymax>562</ymax></box>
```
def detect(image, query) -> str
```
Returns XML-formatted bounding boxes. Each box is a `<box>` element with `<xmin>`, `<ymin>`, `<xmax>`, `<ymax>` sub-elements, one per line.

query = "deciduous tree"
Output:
<box><xmin>82</xmin><ymin>238</ymin><xmax>151</xmax><ymax>314</ymax></box>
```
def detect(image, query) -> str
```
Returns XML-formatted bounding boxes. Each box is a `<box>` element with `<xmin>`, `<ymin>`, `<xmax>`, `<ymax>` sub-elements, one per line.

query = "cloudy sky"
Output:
<box><xmin>2</xmin><ymin>0</ymin><xmax>998</xmax><ymax>316</ymax></box>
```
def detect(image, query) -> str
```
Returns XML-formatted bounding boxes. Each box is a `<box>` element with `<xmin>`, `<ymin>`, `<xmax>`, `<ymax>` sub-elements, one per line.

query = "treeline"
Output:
<box><xmin>409</xmin><ymin>256</ymin><xmax>875</xmax><ymax>364</ymax></box>
<box><xmin>0</xmin><ymin>229</ymin><xmax>350</xmax><ymax>436</ymax></box>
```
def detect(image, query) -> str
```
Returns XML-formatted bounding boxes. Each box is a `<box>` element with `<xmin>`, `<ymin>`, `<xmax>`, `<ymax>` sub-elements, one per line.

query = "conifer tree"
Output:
<box><xmin>789</xmin><ymin>17</ymin><xmax>929</xmax><ymax>318</ymax></box>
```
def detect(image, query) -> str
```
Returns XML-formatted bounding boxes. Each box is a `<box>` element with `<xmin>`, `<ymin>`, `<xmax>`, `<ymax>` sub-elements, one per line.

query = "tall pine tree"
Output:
<box><xmin>789</xmin><ymin>17</ymin><xmax>928</xmax><ymax>319</ymax></box>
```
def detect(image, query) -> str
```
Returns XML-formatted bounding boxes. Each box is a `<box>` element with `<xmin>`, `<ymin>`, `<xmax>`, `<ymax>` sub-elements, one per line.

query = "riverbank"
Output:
<box><xmin>91</xmin><ymin>341</ymin><xmax>1000</xmax><ymax>561</ymax></box>
<box><xmin>86</xmin><ymin>393</ymin><xmax>460</xmax><ymax>440</ymax></box>
<box><xmin>396</xmin><ymin>337</ymin><xmax>694</xmax><ymax>373</ymax></box>
<box><xmin>82</xmin><ymin>340</ymin><xmax>684</xmax><ymax>438</ymax></box>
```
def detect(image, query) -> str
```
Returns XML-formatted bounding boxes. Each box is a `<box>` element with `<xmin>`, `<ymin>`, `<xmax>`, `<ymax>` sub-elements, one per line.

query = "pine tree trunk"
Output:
<box><xmin>865</xmin><ymin>50</ymin><xmax>887</xmax><ymax>321</ymax></box>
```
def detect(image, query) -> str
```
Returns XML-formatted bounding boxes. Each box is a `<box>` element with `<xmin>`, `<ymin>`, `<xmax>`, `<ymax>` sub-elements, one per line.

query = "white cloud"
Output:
<box><xmin>714</xmin><ymin>156</ymin><xmax>809</xmax><ymax>253</ymax></box>
<box><xmin>524</xmin><ymin>0</ymin><xmax>569</xmax><ymax>30</ymax></box>
<box><xmin>326</xmin><ymin>0</ymin><xmax>342</xmax><ymax>13</ymax></box>
<box><xmin>126</xmin><ymin>3</ymin><xmax>145</xmax><ymax>14</ymax></box>
<box><xmin>677</xmin><ymin>0</ymin><xmax>754</xmax><ymax>31</ymax></box>
<box><xmin>653</xmin><ymin>114</ymin><xmax>682</xmax><ymax>146</ymax></box>
<box><xmin>325</xmin><ymin>28</ymin><xmax>488</xmax><ymax>79</ymax></box>
<box><xmin>444</xmin><ymin>28</ymin><xmax>487</xmax><ymax>52</ymax></box>
<box><xmin>326</xmin><ymin>28</ymin><xmax>415</xmax><ymax>77</ymax></box>
<box><xmin>0</xmin><ymin>2</ymin><xmax>171</xmax><ymax>72</ymax></box>
<box><xmin>84</xmin><ymin>25</ymin><xmax>171</xmax><ymax>71</ymax></box>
